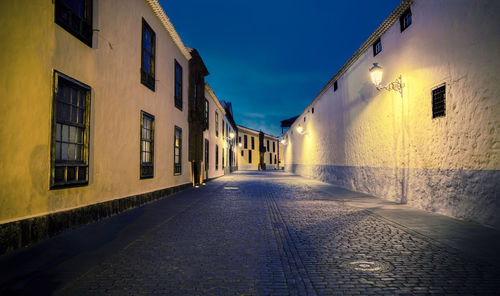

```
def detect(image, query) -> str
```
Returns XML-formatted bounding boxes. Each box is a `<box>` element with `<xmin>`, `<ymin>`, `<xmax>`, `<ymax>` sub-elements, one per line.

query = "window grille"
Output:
<box><xmin>432</xmin><ymin>85</ymin><xmax>446</xmax><ymax>118</ymax></box>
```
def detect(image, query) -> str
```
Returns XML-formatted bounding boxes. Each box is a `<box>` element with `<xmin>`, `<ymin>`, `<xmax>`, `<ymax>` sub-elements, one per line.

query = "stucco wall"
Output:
<box><xmin>0</xmin><ymin>0</ymin><xmax>191</xmax><ymax>223</ymax></box>
<box><xmin>203</xmin><ymin>85</ymin><xmax>225</xmax><ymax>179</ymax></box>
<box><xmin>284</xmin><ymin>0</ymin><xmax>500</xmax><ymax>228</ymax></box>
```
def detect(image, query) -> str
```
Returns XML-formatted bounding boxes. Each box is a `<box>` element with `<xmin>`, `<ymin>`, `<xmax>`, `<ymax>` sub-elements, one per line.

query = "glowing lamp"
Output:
<box><xmin>369</xmin><ymin>63</ymin><xmax>383</xmax><ymax>87</ymax></box>
<box><xmin>229</xmin><ymin>132</ymin><xmax>235</xmax><ymax>139</ymax></box>
<box><xmin>296</xmin><ymin>126</ymin><xmax>304</xmax><ymax>134</ymax></box>
<box><xmin>369</xmin><ymin>62</ymin><xmax>404</xmax><ymax>97</ymax></box>
<box><xmin>238</xmin><ymin>143</ymin><xmax>242</xmax><ymax>147</ymax></box>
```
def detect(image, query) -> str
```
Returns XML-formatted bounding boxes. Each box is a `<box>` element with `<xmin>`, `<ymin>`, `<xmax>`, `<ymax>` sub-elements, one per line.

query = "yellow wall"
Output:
<box><xmin>0</xmin><ymin>0</ymin><xmax>191</xmax><ymax>223</ymax></box>
<box><xmin>237</xmin><ymin>127</ymin><xmax>278</xmax><ymax>169</ymax></box>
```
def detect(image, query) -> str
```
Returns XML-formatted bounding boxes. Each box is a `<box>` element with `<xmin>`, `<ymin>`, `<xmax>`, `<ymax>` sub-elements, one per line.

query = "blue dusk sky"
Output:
<box><xmin>159</xmin><ymin>0</ymin><xmax>402</xmax><ymax>137</ymax></box>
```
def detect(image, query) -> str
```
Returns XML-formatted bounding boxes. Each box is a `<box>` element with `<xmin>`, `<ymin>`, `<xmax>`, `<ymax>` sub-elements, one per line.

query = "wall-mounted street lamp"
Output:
<box><xmin>296</xmin><ymin>125</ymin><xmax>308</xmax><ymax>135</ymax></box>
<box><xmin>238</xmin><ymin>142</ymin><xmax>242</xmax><ymax>148</ymax></box>
<box><xmin>280</xmin><ymin>138</ymin><xmax>287</xmax><ymax>145</ymax></box>
<box><xmin>369</xmin><ymin>63</ymin><xmax>404</xmax><ymax>97</ymax></box>
<box><xmin>229</xmin><ymin>132</ymin><xmax>235</xmax><ymax>139</ymax></box>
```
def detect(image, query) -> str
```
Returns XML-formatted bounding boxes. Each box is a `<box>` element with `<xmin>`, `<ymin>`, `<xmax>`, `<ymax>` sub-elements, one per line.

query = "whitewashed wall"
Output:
<box><xmin>203</xmin><ymin>85</ymin><xmax>225</xmax><ymax>180</ymax></box>
<box><xmin>284</xmin><ymin>0</ymin><xmax>500</xmax><ymax>228</ymax></box>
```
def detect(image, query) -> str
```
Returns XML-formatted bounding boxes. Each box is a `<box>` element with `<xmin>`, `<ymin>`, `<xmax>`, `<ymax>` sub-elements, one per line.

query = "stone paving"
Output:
<box><xmin>8</xmin><ymin>171</ymin><xmax>500</xmax><ymax>295</ymax></box>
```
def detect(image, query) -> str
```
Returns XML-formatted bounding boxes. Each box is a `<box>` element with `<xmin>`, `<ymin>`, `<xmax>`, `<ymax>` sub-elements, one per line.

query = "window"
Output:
<box><xmin>244</xmin><ymin>135</ymin><xmax>248</xmax><ymax>149</ymax></box>
<box><xmin>140</xmin><ymin>111</ymin><xmax>154</xmax><ymax>179</ymax></box>
<box><xmin>222</xmin><ymin>121</ymin><xmax>225</xmax><ymax>137</ymax></box>
<box><xmin>215</xmin><ymin>112</ymin><xmax>219</xmax><ymax>137</ymax></box>
<box><xmin>174</xmin><ymin>60</ymin><xmax>183</xmax><ymax>110</ymax></box>
<box><xmin>241</xmin><ymin>150</ymin><xmax>244</xmax><ymax>157</ymax></box>
<box><xmin>55</xmin><ymin>0</ymin><xmax>93</xmax><ymax>46</ymax></box>
<box><xmin>141</xmin><ymin>19</ymin><xmax>155</xmax><ymax>91</ymax></box>
<box><xmin>204</xmin><ymin>98</ymin><xmax>209</xmax><ymax>130</ymax></box>
<box><xmin>239</xmin><ymin>136</ymin><xmax>241</xmax><ymax>143</ymax></box>
<box><xmin>248</xmin><ymin>150</ymin><xmax>252</xmax><ymax>163</ymax></box>
<box><xmin>222</xmin><ymin>148</ymin><xmax>225</xmax><ymax>169</ymax></box>
<box><xmin>432</xmin><ymin>85</ymin><xmax>446</xmax><ymax>118</ymax></box>
<box><xmin>269</xmin><ymin>153</ymin><xmax>272</xmax><ymax>164</ymax></box>
<box><xmin>312</xmin><ymin>107</ymin><xmax>314</xmax><ymax>114</ymax></box>
<box><xmin>251</xmin><ymin>137</ymin><xmax>255</xmax><ymax>150</ymax></box>
<box><xmin>400</xmin><ymin>8</ymin><xmax>412</xmax><ymax>32</ymax></box>
<box><xmin>373</xmin><ymin>38</ymin><xmax>382</xmax><ymax>56</ymax></box>
<box><xmin>215</xmin><ymin>145</ymin><xmax>219</xmax><ymax>170</ymax></box>
<box><xmin>205</xmin><ymin>139</ymin><xmax>209</xmax><ymax>170</ymax></box>
<box><xmin>267</xmin><ymin>140</ymin><xmax>270</xmax><ymax>152</ymax></box>
<box><xmin>334</xmin><ymin>80</ymin><xmax>338</xmax><ymax>91</ymax></box>
<box><xmin>273</xmin><ymin>141</ymin><xmax>275</xmax><ymax>152</ymax></box>
<box><xmin>174</xmin><ymin>126</ymin><xmax>182</xmax><ymax>175</ymax></box>
<box><xmin>274</xmin><ymin>155</ymin><xmax>277</xmax><ymax>164</ymax></box>
<box><xmin>51</xmin><ymin>71</ymin><xmax>90</xmax><ymax>188</ymax></box>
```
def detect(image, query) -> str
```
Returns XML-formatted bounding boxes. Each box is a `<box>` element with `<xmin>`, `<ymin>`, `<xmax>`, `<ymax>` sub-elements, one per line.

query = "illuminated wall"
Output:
<box><xmin>283</xmin><ymin>0</ymin><xmax>500</xmax><ymax>228</ymax></box>
<box><xmin>0</xmin><ymin>0</ymin><xmax>192</xmax><ymax>224</ymax></box>
<box><xmin>203</xmin><ymin>84</ymin><xmax>226</xmax><ymax>180</ymax></box>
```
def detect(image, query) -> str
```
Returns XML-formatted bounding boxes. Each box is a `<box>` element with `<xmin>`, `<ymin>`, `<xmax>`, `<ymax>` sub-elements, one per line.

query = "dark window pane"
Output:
<box><xmin>78</xmin><ymin>166</ymin><xmax>86</xmax><ymax>181</ymax></box>
<box><xmin>67</xmin><ymin>166</ymin><xmax>76</xmax><ymax>181</ymax></box>
<box><xmin>55</xmin><ymin>167</ymin><xmax>65</xmax><ymax>182</ymax></box>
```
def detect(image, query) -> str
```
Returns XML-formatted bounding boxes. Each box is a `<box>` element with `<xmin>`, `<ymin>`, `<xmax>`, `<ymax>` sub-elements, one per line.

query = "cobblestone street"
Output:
<box><xmin>2</xmin><ymin>171</ymin><xmax>500</xmax><ymax>295</ymax></box>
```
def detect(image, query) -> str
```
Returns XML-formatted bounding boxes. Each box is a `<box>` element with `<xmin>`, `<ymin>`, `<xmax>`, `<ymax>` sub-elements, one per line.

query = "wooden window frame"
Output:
<box><xmin>215</xmin><ymin>111</ymin><xmax>219</xmax><ymax>137</ymax></box>
<box><xmin>215</xmin><ymin>144</ymin><xmax>219</xmax><ymax>170</ymax></box>
<box><xmin>244</xmin><ymin>135</ymin><xmax>248</xmax><ymax>149</ymax></box>
<box><xmin>140</xmin><ymin>111</ymin><xmax>154</xmax><ymax>179</ymax></box>
<box><xmin>141</xmin><ymin>19</ymin><xmax>156</xmax><ymax>91</ymax></box>
<box><xmin>174</xmin><ymin>60</ymin><xmax>183</xmax><ymax>110</ymax></box>
<box><xmin>205</xmin><ymin>139</ymin><xmax>209</xmax><ymax>171</ymax></box>
<box><xmin>400</xmin><ymin>8</ymin><xmax>412</xmax><ymax>32</ymax></box>
<box><xmin>51</xmin><ymin>71</ymin><xmax>91</xmax><ymax>189</ymax></box>
<box><xmin>174</xmin><ymin>126</ymin><xmax>182</xmax><ymax>175</ymax></box>
<box><xmin>54</xmin><ymin>0</ymin><xmax>93</xmax><ymax>47</ymax></box>
<box><xmin>204</xmin><ymin>98</ymin><xmax>209</xmax><ymax>130</ymax></box>
<box><xmin>373</xmin><ymin>38</ymin><xmax>382</xmax><ymax>56</ymax></box>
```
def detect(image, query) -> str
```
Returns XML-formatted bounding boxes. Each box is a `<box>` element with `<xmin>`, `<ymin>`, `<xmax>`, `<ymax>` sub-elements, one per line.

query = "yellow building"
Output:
<box><xmin>237</xmin><ymin>126</ymin><xmax>279</xmax><ymax>170</ymax></box>
<box><xmin>0</xmin><ymin>0</ymin><xmax>194</xmax><ymax>253</ymax></box>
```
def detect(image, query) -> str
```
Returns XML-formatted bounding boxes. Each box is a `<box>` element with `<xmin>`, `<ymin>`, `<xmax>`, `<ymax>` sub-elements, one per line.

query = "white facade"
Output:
<box><xmin>203</xmin><ymin>84</ymin><xmax>226</xmax><ymax>180</ymax></box>
<box><xmin>283</xmin><ymin>0</ymin><xmax>500</xmax><ymax>228</ymax></box>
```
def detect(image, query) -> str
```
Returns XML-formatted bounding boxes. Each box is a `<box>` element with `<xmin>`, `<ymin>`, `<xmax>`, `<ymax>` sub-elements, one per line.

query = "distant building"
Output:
<box><xmin>280</xmin><ymin>116</ymin><xmax>299</xmax><ymax>134</ymax></box>
<box><xmin>237</xmin><ymin>126</ymin><xmax>279</xmax><ymax>170</ymax></box>
<box><xmin>282</xmin><ymin>0</ymin><xmax>500</xmax><ymax>228</ymax></box>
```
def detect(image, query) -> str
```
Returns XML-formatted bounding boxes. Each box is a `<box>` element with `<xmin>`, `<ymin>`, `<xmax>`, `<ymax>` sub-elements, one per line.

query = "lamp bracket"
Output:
<box><xmin>376</xmin><ymin>75</ymin><xmax>404</xmax><ymax>97</ymax></box>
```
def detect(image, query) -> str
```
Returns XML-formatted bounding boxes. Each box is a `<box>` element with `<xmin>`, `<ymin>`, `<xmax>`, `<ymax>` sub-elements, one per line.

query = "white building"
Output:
<box><xmin>282</xmin><ymin>0</ymin><xmax>500</xmax><ymax>228</ymax></box>
<box><xmin>203</xmin><ymin>84</ymin><xmax>226</xmax><ymax>181</ymax></box>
